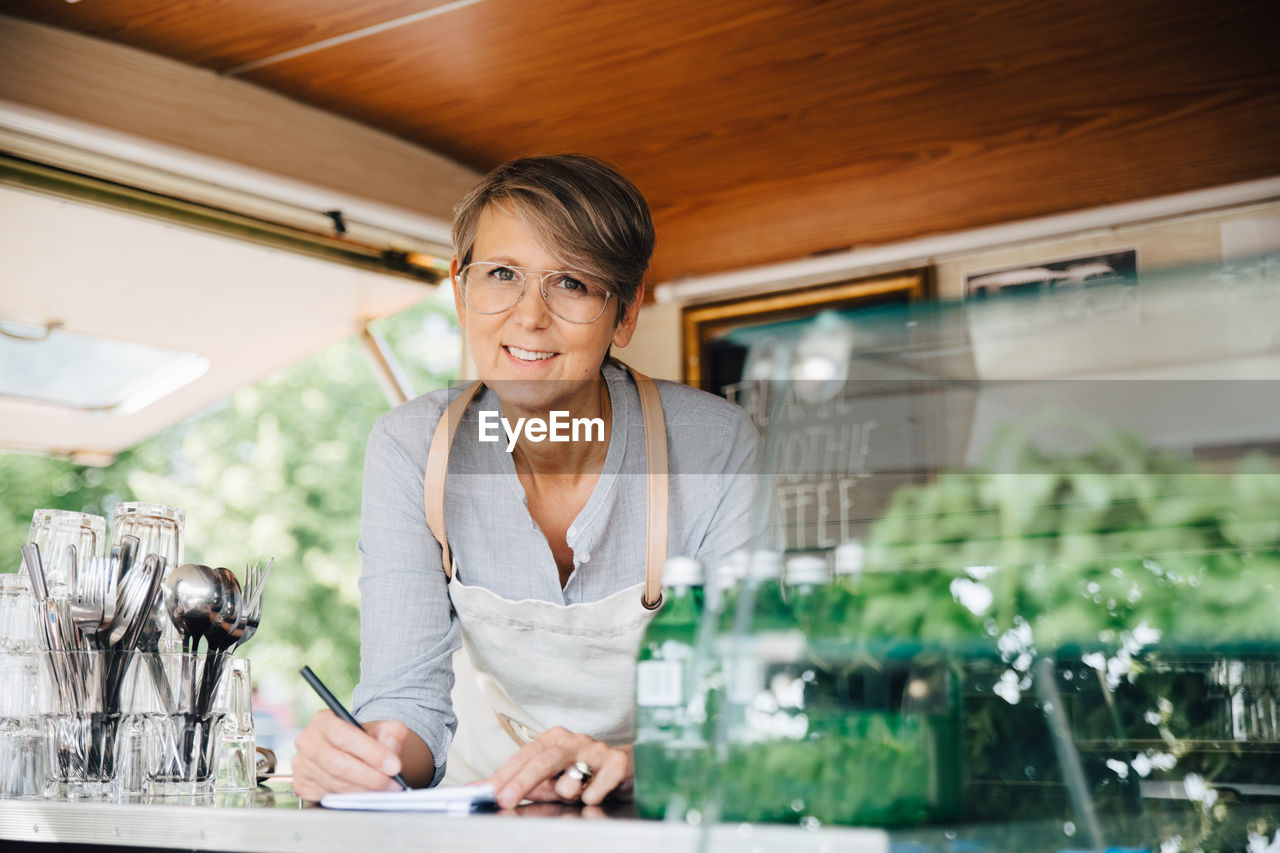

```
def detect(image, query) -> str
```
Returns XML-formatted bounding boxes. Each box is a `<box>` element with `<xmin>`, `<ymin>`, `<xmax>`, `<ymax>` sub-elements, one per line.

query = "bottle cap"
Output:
<box><xmin>662</xmin><ymin>556</ymin><xmax>703</xmax><ymax>588</ymax></box>
<box><xmin>746</xmin><ymin>549</ymin><xmax>783</xmax><ymax>581</ymax></box>
<box><xmin>711</xmin><ymin>565</ymin><xmax>735</xmax><ymax>591</ymax></box>
<box><xmin>833</xmin><ymin>541</ymin><xmax>865</xmax><ymax>576</ymax></box>
<box><xmin>711</xmin><ymin>551</ymin><xmax>748</xmax><ymax>589</ymax></box>
<box><xmin>786</xmin><ymin>554</ymin><xmax>829</xmax><ymax>585</ymax></box>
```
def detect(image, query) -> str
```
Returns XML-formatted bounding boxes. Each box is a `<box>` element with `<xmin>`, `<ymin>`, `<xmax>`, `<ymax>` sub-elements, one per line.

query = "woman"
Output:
<box><xmin>293</xmin><ymin>154</ymin><xmax>759</xmax><ymax>808</ymax></box>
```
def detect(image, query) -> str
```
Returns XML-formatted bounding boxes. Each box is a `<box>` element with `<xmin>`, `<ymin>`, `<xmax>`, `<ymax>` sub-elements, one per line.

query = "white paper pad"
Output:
<box><xmin>321</xmin><ymin>783</ymin><xmax>497</xmax><ymax>812</ymax></box>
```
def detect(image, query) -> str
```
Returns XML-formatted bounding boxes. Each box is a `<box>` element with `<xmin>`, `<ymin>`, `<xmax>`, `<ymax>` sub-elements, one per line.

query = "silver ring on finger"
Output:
<box><xmin>565</xmin><ymin>761</ymin><xmax>594</xmax><ymax>785</ymax></box>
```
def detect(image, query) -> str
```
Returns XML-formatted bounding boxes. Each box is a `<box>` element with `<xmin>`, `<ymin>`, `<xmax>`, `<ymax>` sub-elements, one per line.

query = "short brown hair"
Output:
<box><xmin>452</xmin><ymin>154</ymin><xmax>655</xmax><ymax>314</ymax></box>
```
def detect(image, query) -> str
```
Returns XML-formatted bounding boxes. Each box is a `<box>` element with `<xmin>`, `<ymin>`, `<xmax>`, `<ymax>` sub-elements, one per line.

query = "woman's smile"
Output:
<box><xmin>503</xmin><ymin>344</ymin><xmax>559</xmax><ymax>365</ymax></box>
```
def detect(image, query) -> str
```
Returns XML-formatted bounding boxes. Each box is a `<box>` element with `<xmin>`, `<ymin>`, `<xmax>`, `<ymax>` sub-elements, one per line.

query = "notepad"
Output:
<box><xmin>321</xmin><ymin>782</ymin><xmax>497</xmax><ymax>812</ymax></box>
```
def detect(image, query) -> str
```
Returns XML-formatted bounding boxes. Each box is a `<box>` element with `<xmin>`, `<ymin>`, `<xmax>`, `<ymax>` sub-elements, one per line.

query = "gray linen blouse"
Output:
<box><xmin>351</xmin><ymin>362</ymin><xmax>761</xmax><ymax>785</ymax></box>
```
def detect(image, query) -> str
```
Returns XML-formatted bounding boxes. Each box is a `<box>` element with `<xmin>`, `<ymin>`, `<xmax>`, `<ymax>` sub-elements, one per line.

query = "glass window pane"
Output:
<box><xmin>0</xmin><ymin>321</ymin><xmax>209</xmax><ymax>413</ymax></box>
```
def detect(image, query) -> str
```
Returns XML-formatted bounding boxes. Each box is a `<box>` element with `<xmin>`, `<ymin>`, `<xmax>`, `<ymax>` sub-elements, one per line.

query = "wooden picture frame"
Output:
<box><xmin>681</xmin><ymin>269</ymin><xmax>933</xmax><ymax>390</ymax></box>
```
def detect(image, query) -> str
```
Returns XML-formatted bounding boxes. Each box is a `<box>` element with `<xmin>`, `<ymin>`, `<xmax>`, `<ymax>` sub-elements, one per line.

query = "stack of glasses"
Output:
<box><xmin>1</xmin><ymin>505</ymin><xmax>268</xmax><ymax>799</ymax></box>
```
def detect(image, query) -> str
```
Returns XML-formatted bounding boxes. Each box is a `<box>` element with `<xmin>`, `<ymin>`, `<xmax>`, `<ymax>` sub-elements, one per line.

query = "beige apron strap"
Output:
<box><xmin>423</xmin><ymin>380</ymin><xmax>486</xmax><ymax>580</ymax></box>
<box><xmin>628</xmin><ymin>367</ymin><xmax>668</xmax><ymax>610</ymax></box>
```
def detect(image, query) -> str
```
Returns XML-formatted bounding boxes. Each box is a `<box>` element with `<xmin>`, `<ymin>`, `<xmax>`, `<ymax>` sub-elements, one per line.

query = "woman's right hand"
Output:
<box><xmin>292</xmin><ymin>709</ymin><xmax>410</xmax><ymax>802</ymax></box>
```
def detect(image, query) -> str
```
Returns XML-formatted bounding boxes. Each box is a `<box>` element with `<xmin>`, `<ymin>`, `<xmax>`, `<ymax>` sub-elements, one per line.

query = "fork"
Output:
<box><xmin>71</xmin><ymin>552</ymin><xmax>119</xmax><ymax>650</ymax></box>
<box><xmin>235</xmin><ymin>558</ymin><xmax>273</xmax><ymax>649</ymax></box>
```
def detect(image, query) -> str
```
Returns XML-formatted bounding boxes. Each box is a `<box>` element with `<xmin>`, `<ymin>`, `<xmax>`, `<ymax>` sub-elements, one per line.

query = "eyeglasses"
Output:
<box><xmin>458</xmin><ymin>262</ymin><xmax>614</xmax><ymax>324</ymax></box>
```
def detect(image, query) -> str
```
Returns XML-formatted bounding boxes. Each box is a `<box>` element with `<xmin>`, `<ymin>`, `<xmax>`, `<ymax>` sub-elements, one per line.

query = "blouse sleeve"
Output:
<box><xmin>351</xmin><ymin>410</ymin><xmax>460</xmax><ymax>787</ymax></box>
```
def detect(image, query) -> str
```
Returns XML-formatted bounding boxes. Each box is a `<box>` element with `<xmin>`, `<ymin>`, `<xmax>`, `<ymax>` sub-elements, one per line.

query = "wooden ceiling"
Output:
<box><xmin>2</xmin><ymin>0</ymin><xmax>1278</xmax><ymax>285</ymax></box>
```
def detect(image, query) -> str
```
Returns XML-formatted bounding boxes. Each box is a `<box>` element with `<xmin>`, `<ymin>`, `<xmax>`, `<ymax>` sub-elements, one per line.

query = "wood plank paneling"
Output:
<box><xmin>2</xmin><ymin>0</ymin><xmax>1277</xmax><ymax>284</ymax></box>
<box><xmin>238</xmin><ymin>0</ymin><xmax>1280</xmax><ymax>281</ymax></box>
<box><xmin>0</xmin><ymin>0</ymin><xmax>456</xmax><ymax>71</ymax></box>
<box><xmin>0</xmin><ymin>18</ymin><xmax>479</xmax><ymax>224</ymax></box>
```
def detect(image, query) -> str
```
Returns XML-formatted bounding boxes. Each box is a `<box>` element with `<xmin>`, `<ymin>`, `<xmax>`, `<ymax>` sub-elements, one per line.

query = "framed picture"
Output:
<box><xmin>682</xmin><ymin>269</ymin><xmax>932</xmax><ymax>392</ymax></box>
<box><xmin>964</xmin><ymin>248</ymin><xmax>1138</xmax><ymax>301</ymax></box>
<box><xmin>962</xmin><ymin>249</ymin><xmax>1140</xmax><ymax>357</ymax></box>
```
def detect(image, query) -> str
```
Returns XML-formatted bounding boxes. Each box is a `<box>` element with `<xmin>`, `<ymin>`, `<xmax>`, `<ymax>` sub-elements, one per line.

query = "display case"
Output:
<box><xmin>643</xmin><ymin>256</ymin><xmax>1280</xmax><ymax>851</ymax></box>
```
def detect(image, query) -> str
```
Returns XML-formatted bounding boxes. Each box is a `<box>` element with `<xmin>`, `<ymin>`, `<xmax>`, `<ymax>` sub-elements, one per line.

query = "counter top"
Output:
<box><xmin>0</xmin><ymin>784</ymin><xmax>889</xmax><ymax>853</ymax></box>
<box><xmin>5</xmin><ymin>782</ymin><xmax>1277</xmax><ymax>852</ymax></box>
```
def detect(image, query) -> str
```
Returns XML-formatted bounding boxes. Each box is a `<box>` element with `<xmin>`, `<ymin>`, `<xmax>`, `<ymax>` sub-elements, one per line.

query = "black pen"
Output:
<box><xmin>299</xmin><ymin>665</ymin><xmax>409</xmax><ymax>790</ymax></box>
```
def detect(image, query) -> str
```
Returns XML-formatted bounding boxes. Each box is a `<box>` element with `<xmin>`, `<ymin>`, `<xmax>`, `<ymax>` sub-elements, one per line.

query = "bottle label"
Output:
<box><xmin>636</xmin><ymin>660</ymin><xmax>683</xmax><ymax>707</ymax></box>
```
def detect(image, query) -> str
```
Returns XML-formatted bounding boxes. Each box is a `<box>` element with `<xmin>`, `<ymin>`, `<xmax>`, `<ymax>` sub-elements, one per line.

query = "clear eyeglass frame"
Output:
<box><xmin>458</xmin><ymin>262</ymin><xmax>614</xmax><ymax>324</ymax></box>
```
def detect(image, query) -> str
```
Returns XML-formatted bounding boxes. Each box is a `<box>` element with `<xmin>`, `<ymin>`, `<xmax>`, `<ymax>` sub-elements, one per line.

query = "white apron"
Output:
<box><xmin>422</xmin><ymin>365</ymin><xmax>668</xmax><ymax>786</ymax></box>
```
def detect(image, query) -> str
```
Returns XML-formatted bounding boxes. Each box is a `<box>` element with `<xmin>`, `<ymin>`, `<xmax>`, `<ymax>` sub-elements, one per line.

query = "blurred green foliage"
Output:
<box><xmin>0</xmin><ymin>295</ymin><xmax>458</xmax><ymax>723</ymax></box>
<box><xmin>861</xmin><ymin>430</ymin><xmax>1280</xmax><ymax>651</ymax></box>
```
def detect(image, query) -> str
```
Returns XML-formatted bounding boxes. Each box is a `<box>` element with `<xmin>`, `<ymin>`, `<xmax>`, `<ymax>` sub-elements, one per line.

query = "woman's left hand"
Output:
<box><xmin>486</xmin><ymin>727</ymin><xmax>632</xmax><ymax>809</ymax></box>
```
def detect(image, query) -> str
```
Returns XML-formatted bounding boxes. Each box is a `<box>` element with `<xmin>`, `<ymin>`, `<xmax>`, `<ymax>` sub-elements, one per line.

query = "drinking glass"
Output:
<box><xmin>215</xmin><ymin>658</ymin><xmax>256</xmax><ymax>791</ymax></box>
<box><xmin>0</xmin><ymin>574</ymin><xmax>38</xmax><ymax>652</ymax></box>
<box><xmin>113</xmin><ymin>653</ymin><xmax>166</xmax><ymax>799</ymax></box>
<box><xmin>37</xmin><ymin>650</ymin><xmax>117</xmax><ymax>799</ymax></box>
<box><xmin>108</xmin><ymin>502</ymin><xmax>185</xmax><ymax>569</ymax></box>
<box><xmin>26</xmin><ymin>509</ymin><xmax>107</xmax><ymax>601</ymax></box>
<box><xmin>0</xmin><ymin>651</ymin><xmax>47</xmax><ymax>798</ymax></box>
<box><xmin>142</xmin><ymin>652</ymin><xmax>228</xmax><ymax>797</ymax></box>
<box><xmin>114</xmin><ymin>711</ymin><xmax>151</xmax><ymax>800</ymax></box>
<box><xmin>110</xmin><ymin>503</ymin><xmax>184</xmax><ymax>652</ymax></box>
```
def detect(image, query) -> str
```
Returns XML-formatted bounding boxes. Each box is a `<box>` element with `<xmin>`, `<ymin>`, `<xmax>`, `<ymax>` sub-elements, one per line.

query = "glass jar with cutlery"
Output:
<box><xmin>4</xmin><ymin>504</ymin><xmax>272</xmax><ymax>801</ymax></box>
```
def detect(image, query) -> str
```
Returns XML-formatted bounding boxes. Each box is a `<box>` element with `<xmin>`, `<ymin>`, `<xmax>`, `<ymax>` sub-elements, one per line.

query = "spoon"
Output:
<box><xmin>162</xmin><ymin>562</ymin><xmax>228</xmax><ymax>725</ymax></box>
<box><xmin>163</xmin><ymin>564</ymin><xmax>224</xmax><ymax>657</ymax></box>
<box><xmin>195</xmin><ymin>567</ymin><xmax>242</xmax><ymax>716</ymax></box>
<box><xmin>207</xmin><ymin>567</ymin><xmax>242</xmax><ymax>647</ymax></box>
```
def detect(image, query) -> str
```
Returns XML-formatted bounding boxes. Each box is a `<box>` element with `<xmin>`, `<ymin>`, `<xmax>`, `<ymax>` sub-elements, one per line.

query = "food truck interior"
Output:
<box><xmin>1</xmin><ymin>2</ymin><xmax>1278</xmax><ymax>850</ymax></box>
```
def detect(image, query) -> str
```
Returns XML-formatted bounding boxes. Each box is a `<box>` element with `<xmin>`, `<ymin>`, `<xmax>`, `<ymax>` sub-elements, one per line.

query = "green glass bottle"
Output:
<box><xmin>719</xmin><ymin>549</ymin><xmax>808</xmax><ymax>822</ymax></box>
<box><xmin>685</xmin><ymin>551</ymin><xmax>747</xmax><ymax>822</ymax></box>
<box><xmin>785</xmin><ymin>554</ymin><xmax>831</xmax><ymax>637</ymax></box>
<box><xmin>788</xmin><ymin>553</ymin><xmax>841</xmax><ymax>815</ymax></box>
<box><xmin>830</xmin><ymin>540</ymin><xmax>864</xmax><ymax>636</ymax></box>
<box><xmin>712</xmin><ymin>551</ymin><xmax>748</xmax><ymax>634</ymax></box>
<box><xmin>748</xmin><ymin>549</ymin><xmax>789</xmax><ymax>630</ymax></box>
<box><xmin>633</xmin><ymin>556</ymin><xmax>705</xmax><ymax>818</ymax></box>
<box><xmin>785</xmin><ymin>553</ymin><xmax>834</xmax><ymax>704</ymax></box>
